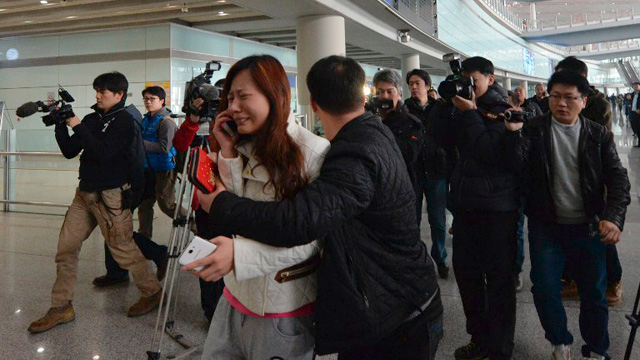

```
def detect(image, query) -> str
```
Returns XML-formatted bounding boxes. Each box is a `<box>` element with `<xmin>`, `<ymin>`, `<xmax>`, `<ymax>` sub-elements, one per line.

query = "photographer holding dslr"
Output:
<box><xmin>372</xmin><ymin>68</ymin><xmax>424</xmax><ymax>196</ymax></box>
<box><xmin>446</xmin><ymin>56</ymin><xmax>520</xmax><ymax>360</ymax></box>
<box><xmin>28</xmin><ymin>72</ymin><xmax>162</xmax><ymax>334</ymax></box>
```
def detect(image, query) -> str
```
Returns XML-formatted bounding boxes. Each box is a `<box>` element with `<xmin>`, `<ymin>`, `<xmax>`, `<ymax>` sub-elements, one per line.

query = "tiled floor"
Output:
<box><xmin>2</xmin><ymin>113</ymin><xmax>640</xmax><ymax>360</ymax></box>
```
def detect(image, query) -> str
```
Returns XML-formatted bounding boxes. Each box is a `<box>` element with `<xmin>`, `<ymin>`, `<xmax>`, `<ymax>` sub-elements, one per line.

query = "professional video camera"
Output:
<box><xmin>182</xmin><ymin>60</ymin><xmax>222</xmax><ymax>123</ymax></box>
<box><xmin>364</xmin><ymin>97</ymin><xmax>394</xmax><ymax>117</ymax></box>
<box><xmin>438</xmin><ymin>53</ymin><xmax>474</xmax><ymax>102</ymax></box>
<box><xmin>15</xmin><ymin>86</ymin><xmax>75</xmax><ymax>126</ymax></box>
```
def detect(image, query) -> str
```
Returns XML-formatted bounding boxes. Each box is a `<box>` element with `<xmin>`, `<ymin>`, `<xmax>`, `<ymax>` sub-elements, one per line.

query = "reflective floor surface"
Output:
<box><xmin>2</xmin><ymin>112</ymin><xmax>640</xmax><ymax>360</ymax></box>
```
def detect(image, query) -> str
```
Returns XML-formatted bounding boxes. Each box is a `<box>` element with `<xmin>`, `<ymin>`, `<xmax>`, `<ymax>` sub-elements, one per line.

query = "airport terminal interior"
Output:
<box><xmin>2</xmin><ymin>0</ymin><xmax>640</xmax><ymax>359</ymax></box>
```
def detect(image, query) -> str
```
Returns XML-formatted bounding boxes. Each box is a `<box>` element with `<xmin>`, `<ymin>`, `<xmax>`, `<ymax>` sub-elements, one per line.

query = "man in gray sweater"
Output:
<box><xmin>504</xmin><ymin>71</ymin><xmax>630</xmax><ymax>360</ymax></box>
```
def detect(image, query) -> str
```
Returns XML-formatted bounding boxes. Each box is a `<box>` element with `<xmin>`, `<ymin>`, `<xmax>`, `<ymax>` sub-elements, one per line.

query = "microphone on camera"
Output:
<box><xmin>200</xmin><ymin>84</ymin><xmax>220</xmax><ymax>101</ymax></box>
<box><xmin>15</xmin><ymin>102</ymin><xmax>40</xmax><ymax>118</ymax></box>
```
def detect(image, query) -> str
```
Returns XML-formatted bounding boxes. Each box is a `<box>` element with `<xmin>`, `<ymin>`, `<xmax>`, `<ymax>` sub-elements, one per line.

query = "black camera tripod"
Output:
<box><xmin>624</xmin><ymin>281</ymin><xmax>640</xmax><ymax>360</ymax></box>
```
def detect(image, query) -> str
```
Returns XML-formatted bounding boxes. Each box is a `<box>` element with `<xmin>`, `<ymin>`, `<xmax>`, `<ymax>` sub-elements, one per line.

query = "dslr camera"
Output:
<box><xmin>182</xmin><ymin>60</ymin><xmax>222</xmax><ymax>123</ymax></box>
<box><xmin>438</xmin><ymin>53</ymin><xmax>474</xmax><ymax>102</ymax></box>
<box><xmin>365</xmin><ymin>96</ymin><xmax>394</xmax><ymax>117</ymax></box>
<box><xmin>15</xmin><ymin>86</ymin><xmax>75</xmax><ymax>126</ymax></box>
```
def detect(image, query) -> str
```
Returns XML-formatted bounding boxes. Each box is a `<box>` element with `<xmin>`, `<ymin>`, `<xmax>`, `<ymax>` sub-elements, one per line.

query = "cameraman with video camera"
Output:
<box><xmin>446</xmin><ymin>56</ymin><xmax>520</xmax><ymax>360</ymax></box>
<box><xmin>373</xmin><ymin>68</ymin><xmax>424</xmax><ymax>196</ymax></box>
<box><xmin>28</xmin><ymin>72</ymin><xmax>162</xmax><ymax>334</ymax></box>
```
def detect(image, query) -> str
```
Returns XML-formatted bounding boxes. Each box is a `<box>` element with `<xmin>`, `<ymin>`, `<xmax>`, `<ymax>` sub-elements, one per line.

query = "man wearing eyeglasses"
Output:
<box><xmin>504</xmin><ymin>71</ymin><xmax>630</xmax><ymax>360</ymax></box>
<box><xmin>136</xmin><ymin>86</ymin><xmax>180</xmax><ymax>239</ymax></box>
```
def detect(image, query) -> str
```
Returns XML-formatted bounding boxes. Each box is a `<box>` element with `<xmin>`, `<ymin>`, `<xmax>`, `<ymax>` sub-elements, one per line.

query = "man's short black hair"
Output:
<box><xmin>547</xmin><ymin>71</ymin><xmax>591</xmax><ymax>97</ymax></box>
<box><xmin>406</xmin><ymin>69</ymin><xmax>432</xmax><ymax>87</ymax></box>
<box><xmin>307</xmin><ymin>55</ymin><xmax>365</xmax><ymax>115</ymax></box>
<box><xmin>632</xmin><ymin>81</ymin><xmax>640</xmax><ymax>86</ymax></box>
<box><xmin>462</xmin><ymin>56</ymin><xmax>494</xmax><ymax>75</ymax></box>
<box><xmin>142</xmin><ymin>86</ymin><xmax>166</xmax><ymax>101</ymax></box>
<box><xmin>214</xmin><ymin>78</ymin><xmax>225</xmax><ymax>88</ymax></box>
<box><xmin>93</xmin><ymin>72</ymin><xmax>128</xmax><ymax>95</ymax></box>
<box><xmin>555</xmin><ymin>56</ymin><xmax>588</xmax><ymax>77</ymax></box>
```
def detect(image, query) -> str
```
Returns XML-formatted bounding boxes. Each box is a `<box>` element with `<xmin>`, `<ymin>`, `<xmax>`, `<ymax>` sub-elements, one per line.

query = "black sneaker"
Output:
<box><xmin>92</xmin><ymin>275</ymin><xmax>129</xmax><ymax>287</ymax></box>
<box><xmin>437</xmin><ymin>264</ymin><xmax>450</xmax><ymax>279</ymax></box>
<box><xmin>454</xmin><ymin>342</ymin><xmax>486</xmax><ymax>360</ymax></box>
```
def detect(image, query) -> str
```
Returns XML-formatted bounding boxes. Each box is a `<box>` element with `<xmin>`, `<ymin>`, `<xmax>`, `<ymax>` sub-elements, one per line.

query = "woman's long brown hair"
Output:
<box><xmin>218</xmin><ymin>55</ymin><xmax>308</xmax><ymax>200</ymax></box>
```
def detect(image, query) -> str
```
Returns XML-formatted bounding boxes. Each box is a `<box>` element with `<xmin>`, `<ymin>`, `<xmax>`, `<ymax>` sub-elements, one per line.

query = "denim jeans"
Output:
<box><xmin>515</xmin><ymin>200</ymin><xmax>526</xmax><ymax>273</ymax></box>
<box><xmin>528</xmin><ymin>219</ymin><xmax>609</xmax><ymax>358</ymax></box>
<box><xmin>416</xmin><ymin>177</ymin><xmax>448</xmax><ymax>266</ymax></box>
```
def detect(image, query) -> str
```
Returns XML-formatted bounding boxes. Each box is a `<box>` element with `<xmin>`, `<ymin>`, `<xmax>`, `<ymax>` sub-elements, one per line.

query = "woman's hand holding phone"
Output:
<box><xmin>213</xmin><ymin>110</ymin><xmax>239</xmax><ymax>159</ymax></box>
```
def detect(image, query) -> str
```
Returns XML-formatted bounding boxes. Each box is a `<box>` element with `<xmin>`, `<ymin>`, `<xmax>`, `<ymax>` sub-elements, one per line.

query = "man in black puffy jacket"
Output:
<box><xmin>449</xmin><ymin>57</ymin><xmax>520</xmax><ymax>360</ymax></box>
<box><xmin>504</xmin><ymin>71</ymin><xmax>630</xmax><ymax>360</ymax></box>
<box><xmin>192</xmin><ymin>56</ymin><xmax>443</xmax><ymax>360</ymax></box>
<box><xmin>373</xmin><ymin>68</ymin><xmax>424</xmax><ymax>202</ymax></box>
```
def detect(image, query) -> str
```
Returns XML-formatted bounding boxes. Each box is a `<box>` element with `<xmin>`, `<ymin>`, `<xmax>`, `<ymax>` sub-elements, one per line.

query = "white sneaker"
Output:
<box><xmin>583</xmin><ymin>352</ymin><xmax>604</xmax><ymax>360</ymax></box>
<box><xmin>552</xmin><ymin>344</ymin><xmax>572</xmax><ymax>360</ymax></box>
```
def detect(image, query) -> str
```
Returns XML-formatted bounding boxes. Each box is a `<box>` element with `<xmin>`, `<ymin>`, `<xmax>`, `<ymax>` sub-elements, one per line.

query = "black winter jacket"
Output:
<box><xmin>424</xmin><ymin>99</ymin><xmax>459</xmax><ymax>180</ymax></box>
<box><xmin>522</xmin><ymin>99</ymin><xmax>543</xmax><ymax>117</ymax></box>
<box><xmin>505</xmin><ymin>114</ymin><xmax>630</xmax><ymax>230</ymax></box>
<box><xmin>382</xmin><ymin>102</ymin><xmax>424</xmax><ymax>190</ymax></box>
<box><xmin>529</xmin><ymin>95</ymin><xmax>549</xmax><ymax>114</ymax></box>
<box><xmin>55</xmin><ymin>101</ymin><xmax>135</xmax><ymax>192</ymax></box>
<box><xmin>207</xmin><ymin>112</ymin><xmax>441</xmax><ymax>354</ymax></box>
<box><xmin>451</xmin><ymin>84</ymin><xmax>519</xmax><ymax>211</ymax></box>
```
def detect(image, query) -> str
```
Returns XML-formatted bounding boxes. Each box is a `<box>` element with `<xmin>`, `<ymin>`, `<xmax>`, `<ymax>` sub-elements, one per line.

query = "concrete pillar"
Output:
<box><xmin>603</xmin><ymin>86</ymin><xmax>608</xmax><ymax>96</ymax></box>
<box><xmin>504</xmin><ymin>77</ymin><xmax>512</xmax><ymax>91</ymax></box>
<box><xmin>296</xmin><ymin>15</ymin><xmax>346</xmax><ymax>129</ymax></box>
<box><xmin>521</xmin><ymin>80</ymin><xmax>529</xmax><ymax>94</ymax></box>
<box><xmin>401</xmin><ymin>54</ymin><xmax>420</xmax><ymax>99</ymax></box>
<box><xmin>530</xmin><ymin>3</ymin><xmax>537</xmax><ymax>29</ymax></box>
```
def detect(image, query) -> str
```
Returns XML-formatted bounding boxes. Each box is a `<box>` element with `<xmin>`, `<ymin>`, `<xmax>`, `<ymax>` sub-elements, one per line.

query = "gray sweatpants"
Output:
<box><xmin>201</xmin><ymin>297</ymin><xmax>315</xmax><ymax>360</ymax></box>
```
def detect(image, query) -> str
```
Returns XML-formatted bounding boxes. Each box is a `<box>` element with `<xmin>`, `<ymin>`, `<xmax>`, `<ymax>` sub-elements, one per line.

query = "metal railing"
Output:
<box><xmin>1</xmin><ymin>147</ymin><xmax>71</xmax><ymax>211</ymax></box>
<box><xmin>526</xmin><ymin>8</ymin><xmax>639</xmax><ymax>32</ymax></box>
<box><xmin>479</xmin><ymin>0</ymin><xmax>524</xmax><ymax>31</ymax></box>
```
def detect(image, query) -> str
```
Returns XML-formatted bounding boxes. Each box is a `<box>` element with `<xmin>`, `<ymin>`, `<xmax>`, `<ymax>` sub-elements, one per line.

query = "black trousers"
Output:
<box><xmin>452</xmin><ymin>209</ymin><xmax>519</xmax><ymax>360</ymax></box>
<box><xmin>337</xmin><ymin>312</ymin><xmax>443</xmax><ymax>360</ymax></box>
<box><xmin>105</xmin><ymin>232</ymin><xmax>167</xmax><ymax>278</ymax></box>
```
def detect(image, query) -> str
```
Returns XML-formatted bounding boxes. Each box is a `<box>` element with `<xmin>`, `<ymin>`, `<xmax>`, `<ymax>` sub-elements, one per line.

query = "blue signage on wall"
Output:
<box><xmin>523</xmin><ymin>48</ymin><xmax>535</xmax><ymax>76</ymax></box>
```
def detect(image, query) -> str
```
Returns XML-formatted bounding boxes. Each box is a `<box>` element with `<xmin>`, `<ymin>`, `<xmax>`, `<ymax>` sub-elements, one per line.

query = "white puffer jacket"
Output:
<box><xmin>217</xmin><ymin>116</ymin><xmax>330</xmax><ymax>315</ymax></box>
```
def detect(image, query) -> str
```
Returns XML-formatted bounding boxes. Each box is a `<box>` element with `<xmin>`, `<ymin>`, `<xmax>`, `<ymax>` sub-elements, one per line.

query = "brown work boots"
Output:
<box><xmin>28</xmin><ymin>288</ymin><xmax>162</xmax><ymax>333</ymax></box>
<box><xmin>28</xmin><ymin>303</ymin><xmax>75</xmax><ymax>333</ymax></box>
<box><xmin>127</xmin><ymin>288</ymin><xmax>163</xmax><ymax>317</ymax></box>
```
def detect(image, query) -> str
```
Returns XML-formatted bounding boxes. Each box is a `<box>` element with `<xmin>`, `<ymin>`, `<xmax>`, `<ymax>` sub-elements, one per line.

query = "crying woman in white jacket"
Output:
<box><xmin>188</xmin><ymin>55</ymin><xmax>330</xmax><ymax>360</ymax></box>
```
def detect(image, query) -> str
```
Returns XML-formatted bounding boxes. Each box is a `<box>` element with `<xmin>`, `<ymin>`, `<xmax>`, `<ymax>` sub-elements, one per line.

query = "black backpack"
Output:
<box><xmin>124</xmin><ymin>104</ymin><xmax>148</xmax><ymax>211</ymax></box>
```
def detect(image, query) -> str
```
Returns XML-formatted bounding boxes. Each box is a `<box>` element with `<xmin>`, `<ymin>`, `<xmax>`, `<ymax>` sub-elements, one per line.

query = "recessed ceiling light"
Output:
<box><xmin>66</xmin><ymin>15</ymin><xmax>77</xmax><ymax>18</ymax></box>
<box><xmin>0</xmin><ymin>9</ymin><xmax>6</xmax><ymax>12</ymax></box>
<box><xmin>24</xmin><ymin>20</ymin><xmax>33</xmax><ymax>23</ymax></box>
<box><xmin>217</xmin><ymin>0</ymin><xmax>227</xmax><ymax>3</ymax></box>
<box><xmin>217</xmin><ymin>11</ymin><xmax>228</xmax><ymax>16</ymax></box>
<box><xmin>37</xmin><ymin>348</ymin><xmax>44</xmax><ymax>353</ymax></box>
<box><xmin>40</xmin><ymin>0</ymin><xmax>48</xmax><ymax>3</ymax></box>
<box><xmin>93</xmin><ymin>356</ymin><xmax>100</xmax><ymax>360</ymax></box>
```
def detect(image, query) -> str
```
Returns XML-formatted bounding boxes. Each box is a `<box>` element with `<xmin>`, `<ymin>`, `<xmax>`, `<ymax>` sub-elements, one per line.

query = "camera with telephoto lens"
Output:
<box><xmin>182</xmin><ymin>60</ymin><xmax>222</xmax><ymax>123</ymax></box>
<box><xmin>438</xmin><ymin>53</ymin><xmax>474</xmax><ymax>102</ymax></box>
<box><xmin>365</xmin><ymin>96</ymin><xmax>394</xmax><ymax>117</ymax></box>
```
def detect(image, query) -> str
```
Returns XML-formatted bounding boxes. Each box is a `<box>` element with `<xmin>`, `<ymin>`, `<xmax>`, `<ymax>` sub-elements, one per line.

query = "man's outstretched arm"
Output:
<box><xmin>205</xmin><ymin>144</ymin><xmax>375</xmax><ymax>247</ymax></box>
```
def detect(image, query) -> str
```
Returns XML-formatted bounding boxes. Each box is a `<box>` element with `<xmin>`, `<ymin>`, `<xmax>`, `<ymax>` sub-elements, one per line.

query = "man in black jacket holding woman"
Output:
<box><xmin>191</xmin><ymin>55</ymin><xmax>443</xmax><ymax>360</ymax></box>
